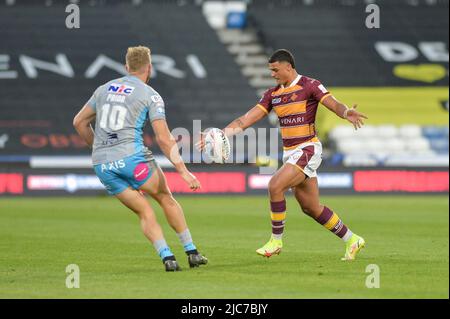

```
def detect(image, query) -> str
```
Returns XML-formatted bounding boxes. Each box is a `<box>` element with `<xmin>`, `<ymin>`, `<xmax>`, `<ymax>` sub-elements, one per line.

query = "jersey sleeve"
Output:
<box><xmin>310</xmin><ymin>80</ymin><xmax>331</xmax><ymax>104</ymax></box>
<box><xmin>256</xmin><ymin>89</ymin><xmax>273</xmax><ymax>114</ymax></box>
<box><xmin>146</xmin><ymin>91</ymin><xmax>166</xmax><ymax>122</ymax></box>
<box><xmin>86</xmin><ymin>86</ymin><xmax>101</xmax><ymax>112</ymax></box>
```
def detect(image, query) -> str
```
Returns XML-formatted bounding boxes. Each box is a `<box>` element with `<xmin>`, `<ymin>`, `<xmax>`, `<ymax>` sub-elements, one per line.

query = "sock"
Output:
<box><xmin>177</xmin><ymin>229</ymin><xmax>198</xmax><ymax>255</ymax></box>
<box><xmin>270</xmin><ymin>200</ymin><xmax>286</xmax><ymax>240</ymax></box>
<box><xmin>315</xmin><ymin>206</ymin><xmax>353</xmax><ymax>242</ymax></box>
<box><xmin>153</xmin><ymin>239</ymin><xmax>175</xmax><ymax>261</ymax></box>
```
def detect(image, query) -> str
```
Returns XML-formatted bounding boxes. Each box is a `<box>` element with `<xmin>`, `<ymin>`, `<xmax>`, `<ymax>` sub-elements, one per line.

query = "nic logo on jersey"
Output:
<box><xmin>108</xmin><ymin>83</ymin><xmax>135</xmax><ymax>95</ymax></box>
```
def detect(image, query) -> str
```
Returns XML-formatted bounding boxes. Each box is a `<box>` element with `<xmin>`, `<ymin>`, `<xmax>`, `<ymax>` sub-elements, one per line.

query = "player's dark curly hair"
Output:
<box><xmin>268</xmin><ymin>49</ymin><xmax>296</xmax><ymax>69</ymax></box>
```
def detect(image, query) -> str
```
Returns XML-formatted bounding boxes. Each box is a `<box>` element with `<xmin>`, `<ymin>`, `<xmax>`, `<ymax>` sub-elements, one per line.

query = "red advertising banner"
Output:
<box><xmin>164</xmin><ymin>172</ymin><xmax>246</xmax><ymax>193</ymax></box>
<box><xmin>354</xmin><ymin>171</ymin><xmax>449</xmax><ymax>192</ymax></box>
<box><xmin>0</xmin><ymin>169</ymin><xmax>448</xmax><ymax>196</ymax></box>
<box><xmin>0</xmin><ymin>173</ymin><xmax>24</xmax><ymax>194</ymax></box>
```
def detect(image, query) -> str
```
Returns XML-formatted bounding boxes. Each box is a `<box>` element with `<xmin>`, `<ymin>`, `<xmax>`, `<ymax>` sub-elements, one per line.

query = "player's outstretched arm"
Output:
<box><xmin>321</xmin><ymin>95</ymin><xmax>368</xmax><ymax>130</ymax></box>
<box><xmin>73</xmin><ymin>104</ymin><xmax>96</xmax><ymax>147</ymax></box>
<box><xmin>151</xmin><ymin>119</ymin><xmax>201</xmax><ymax>191</ymax></box>
<box><xmin>223</xmin><ymin>105</ymin><xmax>268</xmax><ymax>137</ymax></box>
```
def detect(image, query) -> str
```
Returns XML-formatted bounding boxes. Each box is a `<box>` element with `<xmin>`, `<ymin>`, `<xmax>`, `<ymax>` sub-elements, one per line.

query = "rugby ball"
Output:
<box><xmin>204</xmin><ymin>128</ymin><xmax>230</xmax><ymax>163</ymax></box>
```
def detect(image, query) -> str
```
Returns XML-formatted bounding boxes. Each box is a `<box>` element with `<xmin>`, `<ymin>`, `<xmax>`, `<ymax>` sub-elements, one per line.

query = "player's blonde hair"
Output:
<box><xmin>126</xmin><ymin>46</ymin><xmax>151</xmax><ymax>73</ymax></box>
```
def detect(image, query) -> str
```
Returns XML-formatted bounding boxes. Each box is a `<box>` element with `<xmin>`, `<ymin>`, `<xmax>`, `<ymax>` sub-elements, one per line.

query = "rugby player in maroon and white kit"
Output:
<box><xmin>202</xmin><ymin>49</ymin><xmax>368</xmax><ymax>260</ymax></box>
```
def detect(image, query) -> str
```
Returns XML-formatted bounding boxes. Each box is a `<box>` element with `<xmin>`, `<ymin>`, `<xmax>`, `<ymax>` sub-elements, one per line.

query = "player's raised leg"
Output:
<box><xmin>115</xmin><ymin>186</ymin><xmax>180</xmax><ymax>271</ymax></box>
<box><xmin>293</xmin><ymin>178</ymin><xmax>365</xmax><ymax>260</ymax></box>
<box><xmin>256</xmin><ymin>163</ymin><xmax>307</xmax><ymax>257</ymax></box>
<box><xmin>139</xmin><ymin>161</ymin><xmax>207</xmax><ymax>268</ymax></box>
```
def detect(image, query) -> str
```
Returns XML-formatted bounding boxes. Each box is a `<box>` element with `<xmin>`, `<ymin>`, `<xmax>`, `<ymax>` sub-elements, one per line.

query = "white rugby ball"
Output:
<box><xmin>204</xmin><ymin>128</ymin><xmax>230</xmax><ymax>163</ymax></box>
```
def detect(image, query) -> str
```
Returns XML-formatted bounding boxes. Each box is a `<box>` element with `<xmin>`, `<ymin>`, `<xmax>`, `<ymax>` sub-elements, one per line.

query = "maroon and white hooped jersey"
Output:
<box><xmin>257</xmin><ymin>75</ymin><xmax>331</xmax><ymax>149</ymax></box>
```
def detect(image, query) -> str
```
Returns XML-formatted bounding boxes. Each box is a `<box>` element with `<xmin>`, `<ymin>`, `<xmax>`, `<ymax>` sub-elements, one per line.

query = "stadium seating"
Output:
<box><xmin>0</xmin><ymin>0</ymin><xmax>447</xmax><ymax>170</ymax></box>
<box><xmin>0</xmin><ymin>1</ymin><xmax>258</xmax><ymax>156</ymax></box>
<box><xmin>328</xmin><ymin>124</ymin><xmax>449</xmax><ymax>166</ymax></box>
<box><xmin>248</xmin><ymin>0</ymin><xmax>448</xmax><ymax>168</ymax></box>
<box><xmin>248</xmin><ymin>0</ymin><xmax>449</xmax><ymax>86</ymax></box>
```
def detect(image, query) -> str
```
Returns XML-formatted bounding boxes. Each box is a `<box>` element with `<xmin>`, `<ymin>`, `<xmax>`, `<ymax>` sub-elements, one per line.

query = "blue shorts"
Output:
<box><xmin>94</xmin><ymin>151</ymin><xmax>154</xmax><ymax>195</ymax></box>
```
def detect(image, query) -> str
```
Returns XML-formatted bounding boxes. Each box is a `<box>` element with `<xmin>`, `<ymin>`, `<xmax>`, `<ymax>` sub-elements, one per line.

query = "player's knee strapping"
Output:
<box><xmin>315</xmin><ymin>206</ymin><xmax>353</xmax><ymax>241</ymax></box>
<box><xmin>271</xmin><ymin>200</ymin><xmax>286</xmax><ymax>240</ymax></box>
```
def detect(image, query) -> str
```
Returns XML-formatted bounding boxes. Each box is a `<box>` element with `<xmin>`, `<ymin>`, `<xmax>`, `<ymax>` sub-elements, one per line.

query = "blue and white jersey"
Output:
<box><xmin>86</xmin><ymin>75</ymin><xmax>166</xmax><ymax>165</ymax></box>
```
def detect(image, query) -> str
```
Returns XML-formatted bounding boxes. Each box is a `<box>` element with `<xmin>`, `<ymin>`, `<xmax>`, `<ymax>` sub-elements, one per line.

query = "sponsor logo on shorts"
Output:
<box><xmin>134</xmin><ymin>163</ymin><xmax>150</xmax><ymax>182</ymax></box>
<box><xmin>100</xmin><ymin>160</ymin><xmax>126</xmax><ymax>172</ymax></box>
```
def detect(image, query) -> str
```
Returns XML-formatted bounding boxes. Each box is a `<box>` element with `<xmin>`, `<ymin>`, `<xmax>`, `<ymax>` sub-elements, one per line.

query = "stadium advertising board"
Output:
<box><xmin>0</xmin><ymin>168</ymin><xmax>447</xmax><ymax>196</ymax></box>
<box><xmin>0</xmin><ymin>173</ymin><xmax>24</xmax><ymax>194</ymax></box>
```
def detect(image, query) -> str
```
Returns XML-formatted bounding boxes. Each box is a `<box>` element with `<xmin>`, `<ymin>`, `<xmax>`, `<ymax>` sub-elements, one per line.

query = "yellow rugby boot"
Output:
<box><xmin>256</xmin><ymin>237</ymin><xmax>283</xmax><ymax>258</ymax></box>
<box><xmin>341</xmin><ymin>234</ymin><xmax>365</xmax><ymax>261</ymax></box>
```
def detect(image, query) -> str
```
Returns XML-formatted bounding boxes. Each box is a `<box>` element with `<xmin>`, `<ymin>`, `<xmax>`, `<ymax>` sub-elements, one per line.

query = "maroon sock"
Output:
<box><xmin>315</xmin><ymin>206</ymin><xmax>351</xmax><ymax>240</ymax></box>
<box><xmin>271</xmin><ymin>200</ymin><xmax>286</xmax><ymax>239</ymax></box>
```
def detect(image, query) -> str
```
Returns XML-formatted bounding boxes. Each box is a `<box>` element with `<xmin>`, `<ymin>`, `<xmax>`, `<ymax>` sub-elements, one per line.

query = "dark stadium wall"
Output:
<box><xmin>248</xmin><ymin>1</ymin><xmax>449</xmax><ymax>87</ymax></box>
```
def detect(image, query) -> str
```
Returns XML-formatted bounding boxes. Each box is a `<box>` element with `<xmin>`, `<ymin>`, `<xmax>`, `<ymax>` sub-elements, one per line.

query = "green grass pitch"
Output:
<box><xmin>0</xmin><ymin>195</ymin><xmax>448</xmax><ymax>299</ymax></box>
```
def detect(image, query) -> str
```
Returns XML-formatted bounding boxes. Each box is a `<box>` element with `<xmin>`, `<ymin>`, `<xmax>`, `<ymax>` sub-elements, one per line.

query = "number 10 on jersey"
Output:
<box><xmin>99</xmin><ymin>104</ymin><xmax>128</xmax><ymax>131</ymax></box>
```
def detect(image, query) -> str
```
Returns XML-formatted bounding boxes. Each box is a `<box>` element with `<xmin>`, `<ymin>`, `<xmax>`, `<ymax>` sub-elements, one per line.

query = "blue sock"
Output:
<box><xmin>183</xmin><ymin>242</ymin><xmax>197</xmax><ymax>252</ymax></box>
<box><xmin>177</xmin><ymin>229</ymin><xmax>197</xmax><ymax>254</ymax></box>
<box><xmin>153</xmin><ymin>239</ymin><xmax>174</xmax><ymax>261</ymax></box>
<box><xmin>159</xmin><ymin>247</ymin><xmax>174</xmax><ymax>260</ymax></box>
